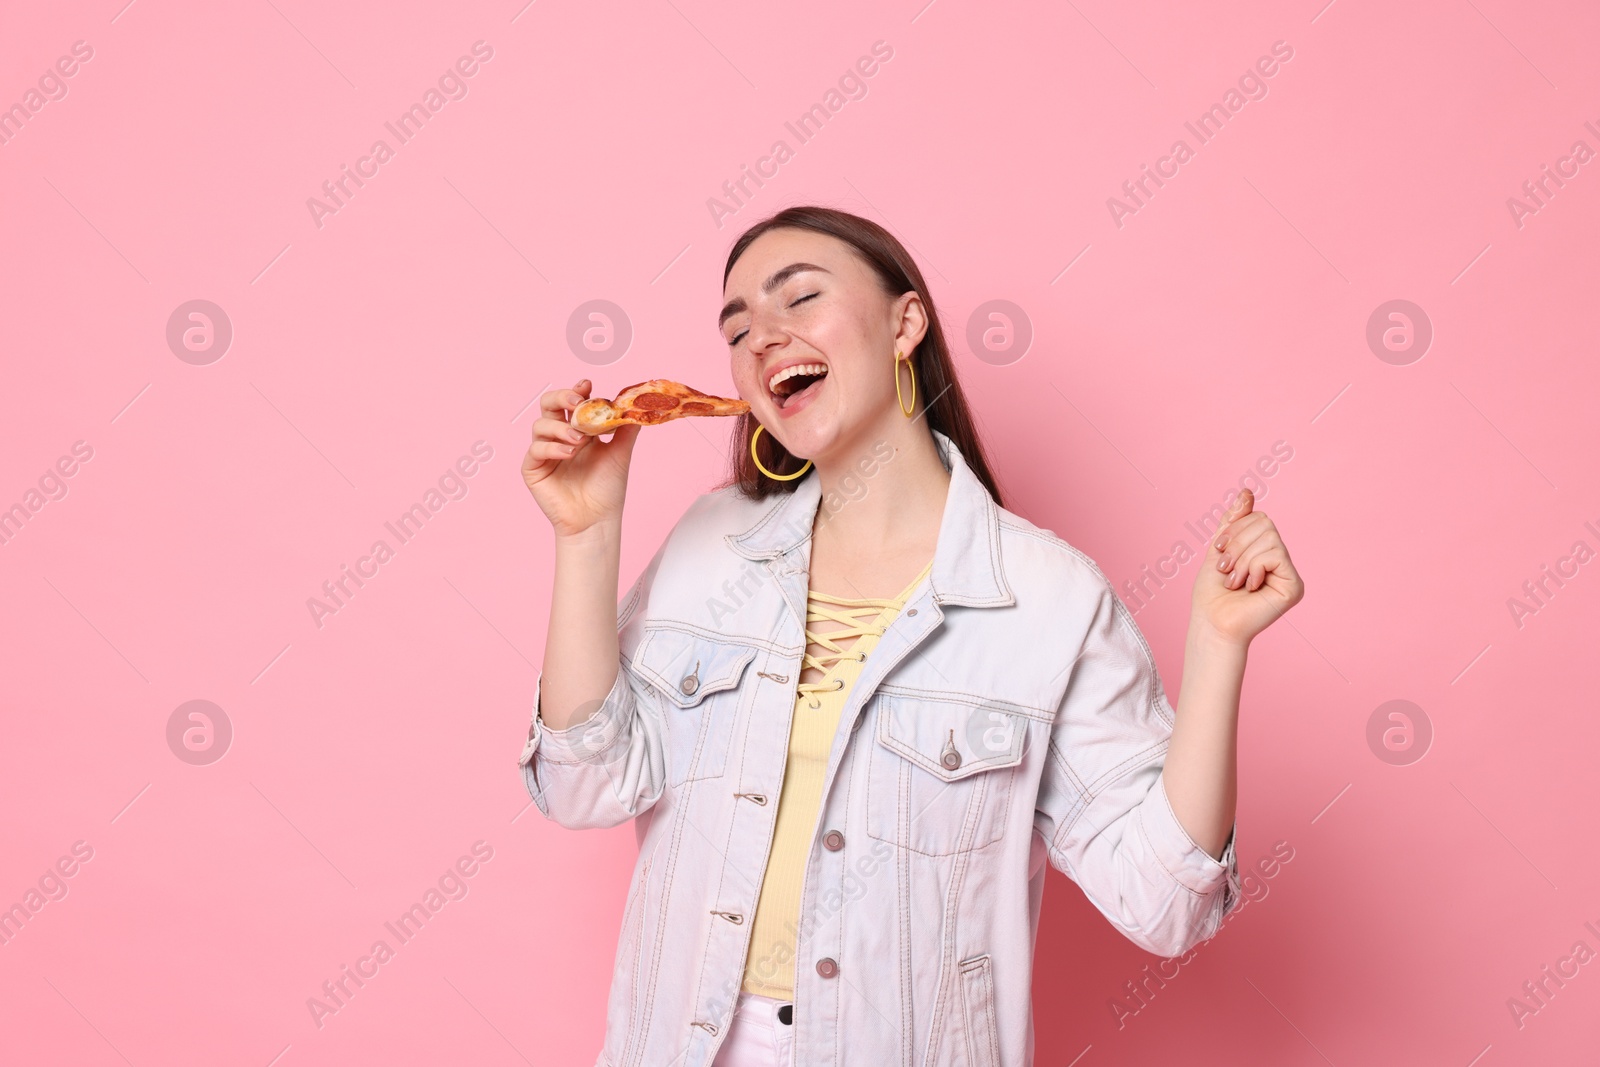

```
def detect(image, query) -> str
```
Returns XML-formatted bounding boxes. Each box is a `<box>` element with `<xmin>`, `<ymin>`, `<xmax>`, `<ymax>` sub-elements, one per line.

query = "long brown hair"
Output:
<box><xmin>716</xmin><ymin>205</ymin><xmax>1005</xmax><ymax>508</ymax></box>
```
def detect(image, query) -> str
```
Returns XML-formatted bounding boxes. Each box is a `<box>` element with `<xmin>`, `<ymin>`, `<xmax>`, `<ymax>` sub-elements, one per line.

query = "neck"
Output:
<box><xmin>809</xmin><ymin>415</ymin><xmax>951</xmax><ymax>559</ymax></box>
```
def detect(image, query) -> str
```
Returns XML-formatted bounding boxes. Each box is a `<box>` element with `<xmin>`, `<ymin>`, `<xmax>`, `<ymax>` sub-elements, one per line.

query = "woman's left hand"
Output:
<box><xmin>1191</xmin><ymin>488</ymin><xmax>1305</xmax><ymax>647</ymax></box>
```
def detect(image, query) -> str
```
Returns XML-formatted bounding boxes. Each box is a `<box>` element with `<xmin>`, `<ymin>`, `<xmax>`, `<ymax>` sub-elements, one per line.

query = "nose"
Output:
<box><xmin>741</xmin><ymin>304</ymin><xmax>790</xmax><ymax>357</ymax></box>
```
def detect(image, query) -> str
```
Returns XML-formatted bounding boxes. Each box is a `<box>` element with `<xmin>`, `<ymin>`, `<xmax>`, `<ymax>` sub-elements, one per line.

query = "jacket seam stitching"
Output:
<box><xmin>532</xmin><ymin>680</ymin><xmax>637</xmax><ymax>766</ymax></box>
<box><xmin>639</xmin><ymin>620</ymin><xmax>798</xmax><ymax>656</ymax></box>
<box><xmin>1000</xmin><ymin>520</ymin><xmax>1175</xmax><ymax>720</ymax></box>
<box><xmin>876</xmin><ymin>682</ymin><xmax>1053</xmax><ymax>719</ymax></box>
<box><xmin>629</xmin><ymin>780</ymin><xmax>687</xmax><ymax>1066</ymax></box>
<box><xmin>1041</xmin><ymin>737</ymin><xmax>1090</xmax><ymax>845</ymax></box>
<box><xmin>983</xmin><ymin>492</ymin><xmax>1012</xmax><ymax>605</ymax></box>
<box><xmin>921</xmin><ymin>800</ymin><xmax>979</xmax><ymax>1065</ymax></box>
<box><xmin>1136</xmin><ymin>801</ymin><xmax>1206</xmax><ymax>899</ymax></box>
<box><xmin>1078</xmin><ymin>736</ymin><xmax>1168</xmax><ymax>798</ymax></box>
<box><xmin>724</xmin><ymin>492</ymin><xmax>795</xmax><ymax>556</ymax></box>
<box><xmin>897</xmin><ymin>815</ymin><xmax>912</xmax><ymax>1067</ymax></box>
<box><xmin>630</xmin><ymin>634</ymin><xmax>763</xmax><ymax>702</ymax></box>
<box><xmin>834</xmin><ymin>724</ymin><xmax>860</xmax><ymax>1067</ymax></box>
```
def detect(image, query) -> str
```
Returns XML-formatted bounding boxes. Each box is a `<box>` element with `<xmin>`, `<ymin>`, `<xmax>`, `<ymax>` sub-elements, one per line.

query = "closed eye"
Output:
<box><xmin>726</xmin><ymin>292</ymin><xmax>819</xmax><ymax>347</ymax></box>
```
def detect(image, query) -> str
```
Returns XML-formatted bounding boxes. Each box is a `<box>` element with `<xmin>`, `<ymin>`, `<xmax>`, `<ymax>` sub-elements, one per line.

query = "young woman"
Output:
<box><xmin>519</xmin><ymin>206</ymin><xmax>1304</xmax><ymax>1067</ymax></box>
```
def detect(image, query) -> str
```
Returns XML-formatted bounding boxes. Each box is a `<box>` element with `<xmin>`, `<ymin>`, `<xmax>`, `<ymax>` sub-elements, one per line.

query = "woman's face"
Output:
<box><xmin>720</xmin><ymin>227</ymin><xmax>925</xmax><ymax>464</ymax></box>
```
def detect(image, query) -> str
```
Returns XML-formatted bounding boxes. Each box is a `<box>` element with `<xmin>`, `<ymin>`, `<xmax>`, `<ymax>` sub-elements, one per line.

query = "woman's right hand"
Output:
<box><xmin>522</xmin><ymin>379</ymin><xmax>642</xmax><ymax>539</ymax></box>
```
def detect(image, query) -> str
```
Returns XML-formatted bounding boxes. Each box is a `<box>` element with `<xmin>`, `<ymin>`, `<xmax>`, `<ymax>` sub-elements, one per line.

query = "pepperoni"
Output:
<box><xmin>678</xmin><ymin>401</ymin><xmax>713</xmax><ymax>414</ymax></box>
<box><xmin>634</xmin><ymin>392</ymin><xmax>679</xmax><ymax>411</ymax></box>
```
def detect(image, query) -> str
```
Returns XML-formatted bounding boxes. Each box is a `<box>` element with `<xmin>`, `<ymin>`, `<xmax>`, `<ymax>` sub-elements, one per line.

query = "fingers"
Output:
<box><xmin>1261</xmin><ymin>548</ymin><xmax>1303</xmax><ymax>595</ymax></box>
<box><xmin>1211</xmin><ymin>491</ymin><xmax>1258</xmax><ymax>551</ymax></box>
<box><xmin>524</xmin><ymin>436</ymin><xmax>579</xmax><ymax>469</ymax></box>
<box><xmin>1216</xmin><ymin>514</ymin><xmax>1282</xmax><ymax>582</ymax></box>
<box><xmin>539</xmin><ymin>379</ymin><xmax>593</xmax><ymax>421</ymax></box>
<box><xmin>1211</xmin><ymin>510</ymin><xmax>1267</xmax><ymax>552</ymax></box>
<box><xmin>1213</xmin><ymin>513</ymin><xmax>1271</xmax><ymax>572</ymax></box>
<box><xmin>1243</xmin><ymin>553</ymin><xmax>1270</xmax><ymax>592</ymax></box>
<box><xmin>1224</xmin><ymin>540</ymin><xmax>1287</xmax><ymax>591</ymax></box>
<box><xmin>536</xmin><ymin>413</ymin><xmax>588</xmax><ymax>450</ymax></box>
<box><xmin>530</xmin><ymin>379</ymin><xmax>597</xmax><ymax>468</ymax></box>
<box><xmin>1220</xmin><ymin>487</ymin><xmax>1255</xmax><ymax>524</ymax></box>
<box><xmin>610</xmin><ymin>422</ymin><xmax>642</xmax><ymax>455</ymax></box>
<box><xmin>1208</xmin><ymin>500</ymin><xmax>1304</xmax><ymax>600</ymax></box>
<box><xmin>525</xmin><ymin>415</ymin><xmax>585</xmax><ymax>471</ymax></box>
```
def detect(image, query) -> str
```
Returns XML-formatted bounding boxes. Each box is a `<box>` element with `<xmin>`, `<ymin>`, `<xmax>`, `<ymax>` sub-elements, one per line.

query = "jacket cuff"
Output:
<box><xmin>518</xmin><ymin>666</ymin><xmax>632</xmax><ymax>768</ymax></box>
<box><xmin>1142</xmin><ymin>771</ymin><xmax>1238</xmax><ymax>898</ymax></box>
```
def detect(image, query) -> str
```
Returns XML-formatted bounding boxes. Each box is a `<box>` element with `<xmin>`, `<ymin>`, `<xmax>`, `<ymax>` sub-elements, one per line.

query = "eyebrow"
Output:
<box><xmin>718</xmin><ymin>262</ymin><xmax>831</xmax><ymax>329</ymax></box>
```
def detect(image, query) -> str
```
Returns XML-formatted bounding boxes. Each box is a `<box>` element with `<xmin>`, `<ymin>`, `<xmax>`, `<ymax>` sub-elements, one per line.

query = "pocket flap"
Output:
<box><xmin>875</xmin><ymin>692</ymin><xmax>1027</xmax><ymax>782</ymax></box>
<box><xmin>632</xmin><ymin>627</ymin><xmax>758</xmax><ymax>708</ymax></box>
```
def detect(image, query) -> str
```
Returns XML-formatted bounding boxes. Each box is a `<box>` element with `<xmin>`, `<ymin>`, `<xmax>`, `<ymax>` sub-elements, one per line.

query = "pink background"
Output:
<box><xmin>3</xmin><ymin>0</ymin><xmax>1598</xmax><ymax>1063</ymax></box>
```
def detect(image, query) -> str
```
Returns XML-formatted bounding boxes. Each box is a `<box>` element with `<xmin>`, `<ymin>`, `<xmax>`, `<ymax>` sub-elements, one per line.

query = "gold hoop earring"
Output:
<box><xmin>894</xmin><ymin>351</ymin><xmax>917</xmax><ymax>418</ymax></box>
<box><xmin>751</xmin><ymin>424</ymin><xmax>812</xmax><ymax>481</ymax></box>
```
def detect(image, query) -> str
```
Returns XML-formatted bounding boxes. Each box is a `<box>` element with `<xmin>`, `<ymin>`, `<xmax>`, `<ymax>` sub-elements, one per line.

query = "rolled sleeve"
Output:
<box><xmin>517</xmin><ymin>550</ymin><xmax>668</xmax><ymax>831</ymax></box>
<box><xmin>1034</xmin><ymin>579</ymin><xmax>1243</xmax><ymax>958</ymax></box>
<box><xmin>518</xmin><ymin>660</ymin><xmax>665</xmax><ymax>830</ymax></box>
<box><xmin>519</xmin><ymin>665</ymin><xmax>632</xmax><ymax>768</ymax></box>
<box><xmin>1142</xmin><ymin>769</ymin><xmax>1237</xmax><ymax>898</ymax></box>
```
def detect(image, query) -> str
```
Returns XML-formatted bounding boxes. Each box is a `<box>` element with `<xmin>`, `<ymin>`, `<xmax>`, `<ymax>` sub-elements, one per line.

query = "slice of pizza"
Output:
<box><xmin>570</xmin><ymin>379</ymin><xmax>751</xmax><ymax>434</ymax></box>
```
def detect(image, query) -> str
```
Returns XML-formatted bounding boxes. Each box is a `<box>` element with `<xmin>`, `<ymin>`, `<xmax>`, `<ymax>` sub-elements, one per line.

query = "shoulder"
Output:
<box><xmin>662</xmin><ymin>482</ymin><xmax>773</xmax><ymax>548</ymax></box>
<box><xmin>632</xmin><ymin>483</ymin><xmax>775</xmax><ymax>592</ymax></box>
<box><xmin>618</xmin><ymin>483</ymin><xmax>789</xmax><ymax>640</ymax></box>
<box><xmin>993</xmin><ymin>503</ymin><xmax>1120</xmax><ymax>605</ymax></box>
<box><xmin>991</xmin><ymin>504</ymin><xmax>1166</xmax><ymax>680</ymax></box>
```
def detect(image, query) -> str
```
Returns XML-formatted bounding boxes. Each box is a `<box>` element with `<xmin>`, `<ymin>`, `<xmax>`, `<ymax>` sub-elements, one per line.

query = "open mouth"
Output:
<box><xmin>768</xmin><ymin>363</ymin><xmax>829</xmax><ymax>409</ymax></box>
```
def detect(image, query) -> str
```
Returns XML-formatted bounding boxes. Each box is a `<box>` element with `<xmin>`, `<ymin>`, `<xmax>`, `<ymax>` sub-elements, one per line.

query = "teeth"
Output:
<box><xmin>768</xmin><ymin>362</ymin><xmax>828</xmax><ymax>395</ymax></box>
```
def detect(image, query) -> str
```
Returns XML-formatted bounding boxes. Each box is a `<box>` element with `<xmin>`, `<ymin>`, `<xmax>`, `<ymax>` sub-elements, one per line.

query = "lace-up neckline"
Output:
<box><xmin>797</xmin><ymin>562</ymin><xmax>932</xmax><ymax>709</ymax></box>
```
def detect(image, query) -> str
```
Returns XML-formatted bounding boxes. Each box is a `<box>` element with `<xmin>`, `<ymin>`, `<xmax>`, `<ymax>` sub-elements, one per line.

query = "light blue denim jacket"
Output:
<box><xmin>518</xmin><ymin>429</ymin><xmax>1241</xmax><ymax>1067</ymax></box>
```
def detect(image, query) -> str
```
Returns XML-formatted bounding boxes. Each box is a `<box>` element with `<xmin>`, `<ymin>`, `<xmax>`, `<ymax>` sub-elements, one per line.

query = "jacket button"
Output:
<box><xmin>680</xmin><ymin>673</ymin><xmax>699</xmax><ymax>696</ymax></box>
<box><xmin>816</xmin><ymin>957</ymin><xmax>838</xmax><ymax>978</ymax></box>
<box><xmin>823</xmin><ymin>830</ymin><xmax>844</xmax><ymax>851</ymax></box>
<box><xmin>941</xmin><ymin>749</ymin><xmax>962</xmax><ymax>770</ymax></box>
<box><xmin>907</xmin><ymin>608</ymin><xmax>917</xmax><ymax>616</ymax></box>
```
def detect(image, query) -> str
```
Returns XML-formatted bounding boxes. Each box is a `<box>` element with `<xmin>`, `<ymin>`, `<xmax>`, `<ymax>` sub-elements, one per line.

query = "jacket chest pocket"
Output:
<box><xmin>864</xmin><ymin>690</ymin><xmax>1029</xmax><ymax>856</ymax></box>
<box><xmin>632</xmin><ymin>627</ymin><xmax>758</xmax><ymax>786</ymax></box>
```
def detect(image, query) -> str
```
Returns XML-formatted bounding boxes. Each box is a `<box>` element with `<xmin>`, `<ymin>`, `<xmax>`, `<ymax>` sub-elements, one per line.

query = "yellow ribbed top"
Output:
<box><xmin>740</xmin><ymin>558</ymin><xmax>934</xmax><ymax>998</ymax></box>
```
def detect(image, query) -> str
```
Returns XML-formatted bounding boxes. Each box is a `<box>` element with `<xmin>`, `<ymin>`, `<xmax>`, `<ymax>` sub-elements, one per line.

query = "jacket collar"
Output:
<box><xmin>725</xmin><ymin>429</ymin><xmax>1014</xmax><ymax>609</ymax></box>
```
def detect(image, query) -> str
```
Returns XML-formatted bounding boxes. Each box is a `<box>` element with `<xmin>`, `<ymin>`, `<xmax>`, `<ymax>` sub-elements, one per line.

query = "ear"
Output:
<box><xmin>892</xmin><ymin>291</ymin><xmax>929</xmax><ymax>356</ymax></box>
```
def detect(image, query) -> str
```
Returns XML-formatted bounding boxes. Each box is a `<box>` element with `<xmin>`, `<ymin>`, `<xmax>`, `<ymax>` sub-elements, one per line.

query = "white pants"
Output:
<box><xmin>710</xmin><ymin>991</ymin><xmax>795</xmax><ymax>1067</ymax></box>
